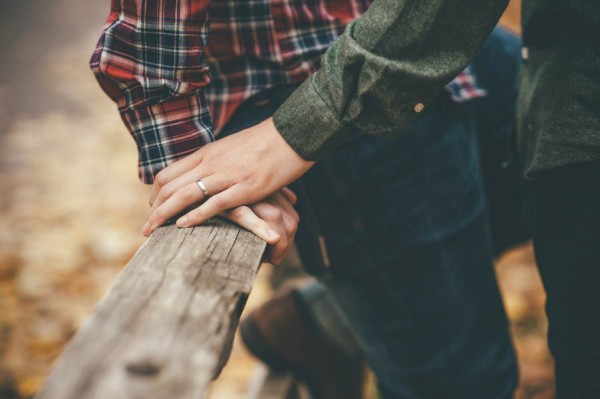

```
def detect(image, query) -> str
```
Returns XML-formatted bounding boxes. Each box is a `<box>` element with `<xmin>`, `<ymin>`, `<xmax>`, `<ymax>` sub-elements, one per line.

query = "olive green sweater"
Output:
<box><xmin>272</xmin><ymin>0</ymin><xmax>600</xmax><ymax>177</ymax></box>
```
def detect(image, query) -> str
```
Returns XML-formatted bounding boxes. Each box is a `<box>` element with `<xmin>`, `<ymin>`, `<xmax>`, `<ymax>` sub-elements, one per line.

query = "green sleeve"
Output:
<box><xmin>272</xmin><ymin>0</ymin><xmax>509</xmax><ymax>160</ymax></box>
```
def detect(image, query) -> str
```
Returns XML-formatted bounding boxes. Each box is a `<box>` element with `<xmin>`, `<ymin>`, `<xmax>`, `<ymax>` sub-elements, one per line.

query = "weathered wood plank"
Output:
<box><xmin>35</xmin><ymin>218</ymin><xmax>266</xmax><ymax>399</ymax></box>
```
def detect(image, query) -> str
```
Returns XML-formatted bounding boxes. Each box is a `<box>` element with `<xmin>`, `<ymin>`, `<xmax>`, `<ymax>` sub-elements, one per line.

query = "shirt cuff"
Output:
<box><xmin>272</xmin><ymin>77</ymin><xmax>351</xmax><ymax>161</ymax></box>
<box><xmin>119</xmin><ymin>93</ymin><xmax>215</xmax><ymax>184</ymax></box>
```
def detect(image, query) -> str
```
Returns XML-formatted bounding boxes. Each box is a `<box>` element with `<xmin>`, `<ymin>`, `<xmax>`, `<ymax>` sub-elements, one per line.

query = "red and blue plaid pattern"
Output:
<box><xmin>445</xmin><ymin>65</ymin><xmax>487</xmax><ymax>103</ymax></box>
<box><xmin>91</xmin><ymin>0</ymin><xmax>485</xmax><ymax>183</ymax></box>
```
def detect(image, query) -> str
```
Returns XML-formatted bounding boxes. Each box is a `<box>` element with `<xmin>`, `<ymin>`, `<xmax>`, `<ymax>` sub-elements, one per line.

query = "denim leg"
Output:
<box><xmin>323</xmin><ymin>215</ymin><xmax>516</xmax><ymax>399</ymax></box>
<box><xmin>292</xmin><ymin>98</ymin><xmax>517</xmax><ymax>399</ymax></box>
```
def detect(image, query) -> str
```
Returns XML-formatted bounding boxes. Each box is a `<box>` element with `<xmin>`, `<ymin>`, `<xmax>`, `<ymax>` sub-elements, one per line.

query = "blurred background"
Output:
<box><xmin>0</xmin><ymin>0</ymin><xmax>553</xmax><ymax>398</ymax></box>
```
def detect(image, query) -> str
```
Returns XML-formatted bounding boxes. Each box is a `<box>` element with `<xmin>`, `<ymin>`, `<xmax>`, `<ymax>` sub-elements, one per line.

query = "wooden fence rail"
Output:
<box><xmin>34</xmin><ymin>218</ymin><xmax>266</xmax><ymax>399</ymax></box>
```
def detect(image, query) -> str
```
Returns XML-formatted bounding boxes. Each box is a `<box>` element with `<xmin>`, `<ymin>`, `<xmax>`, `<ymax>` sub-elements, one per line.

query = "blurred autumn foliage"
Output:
<box><xmin>0</xmin><ymin>1</ymin><xmax>553</xmax><ymax>398</ymax></box>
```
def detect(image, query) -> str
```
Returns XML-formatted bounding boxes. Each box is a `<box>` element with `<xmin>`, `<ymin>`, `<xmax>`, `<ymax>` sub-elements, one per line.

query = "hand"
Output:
<box><xmin>142</xmin><ymin>117</ymin><xmax>313</xmax><ymax>235</ymax></box>
<box><xmin>221</xmin><ymin>188</ymin><xmax>299</xmax><ymax>265</ymax></box>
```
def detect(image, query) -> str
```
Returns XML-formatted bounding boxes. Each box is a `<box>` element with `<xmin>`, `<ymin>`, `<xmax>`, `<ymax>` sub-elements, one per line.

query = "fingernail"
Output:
<box><xmin>142</xmin><ymin>221</ymin><xmax>150</xmax><ymax>236</ymax></box>
<box><xmin>177</xmin><ymin>216</ymin><xmax>189</xmax><ymax>227</ymax></box>
<box><xmin>267</xmin><ymin>229</ymin><xmax>280</xmax><ymax>241</ymax></box>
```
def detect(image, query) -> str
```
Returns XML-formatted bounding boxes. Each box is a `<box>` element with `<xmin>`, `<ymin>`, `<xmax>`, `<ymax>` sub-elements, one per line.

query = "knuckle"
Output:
<box><xmin>287</xmin><ymin>222</ymin><xmax>298</xmax><ymax>236</ymax></box>
<box><xmin>289</xmin><ymin>210</ymin><xmax>300</xmax><ymax>223</ymax></box>
<box><xmin>154</xmin><ymin>191</ymin><xmax>168</xmax><ymax>206</ymax></box>
<box><xmin>264</xmin><ymin>207</ymin><xmax>283</xmax><ymax>221</ymax></box>
<box><xmin>161</xmin><ymin>184</ymin><xmax>176</xmax><ymax>199</ymax></box>
<box><xmin>179</xmin><ymin>185</ymin><xmax>197</xmax><ymax>201</ymax></box>
<box><xmin>154</xmin><ymin>171</ymin><xmax>168</xmax><ymax>186</ymax></box>
<box><xmin>251</xmin><ymin>202</ymin><xmax>268</xmax><ymax>213</ymax></box>
<box><xmin>210</xmin><ymin>196</ymin><xmax>225</xmax><ymax>209</ymax></box>
<box><xmin>230</xmin><ymin>206</ymin><xmax>251</xmax><ymax>219</ymax></box>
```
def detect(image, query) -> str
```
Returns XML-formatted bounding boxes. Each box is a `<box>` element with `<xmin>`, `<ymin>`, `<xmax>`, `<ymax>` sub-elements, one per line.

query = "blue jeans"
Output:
<box><xmin>222</xmin><ymin>28</ymin><xmax>519</xmax><ymax>399</ymax></box>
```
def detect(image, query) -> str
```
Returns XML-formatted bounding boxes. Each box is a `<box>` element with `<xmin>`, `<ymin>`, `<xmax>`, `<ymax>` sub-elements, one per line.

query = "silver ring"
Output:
<box><xmin>196</xmin><ymin>179</ymin><xmax>210</xmax><ymax>198</ymax></box>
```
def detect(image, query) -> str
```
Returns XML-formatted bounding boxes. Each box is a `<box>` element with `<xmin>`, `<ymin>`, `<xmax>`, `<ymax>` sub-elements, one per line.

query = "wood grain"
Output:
<box><xmin>35</xmin><ymin>219</ymin><xmax>266</xmax><ymax>399</ymax></box>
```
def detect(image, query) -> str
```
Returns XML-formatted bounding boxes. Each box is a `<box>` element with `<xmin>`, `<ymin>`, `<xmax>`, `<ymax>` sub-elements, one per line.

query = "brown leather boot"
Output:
<box><xmin>240</xmin><ymin>287</ymin><xmax>366</xmax><ymax>399</ymax></box>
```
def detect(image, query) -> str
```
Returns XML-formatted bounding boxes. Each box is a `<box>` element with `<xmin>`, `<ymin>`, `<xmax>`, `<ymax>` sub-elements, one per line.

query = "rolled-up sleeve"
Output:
<box><xmin>90</xmin><ymin>0</ymin><xmax>214</xmax><ymax>183</ymax></box>
<box><xmin>273</xmin><ymin>0</ymin><xmax>509</xmax><ymax>160</ymax></box>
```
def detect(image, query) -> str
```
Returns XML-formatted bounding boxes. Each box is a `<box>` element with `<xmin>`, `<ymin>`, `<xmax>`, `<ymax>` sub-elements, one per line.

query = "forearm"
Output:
<box><xmin>273</xmin><ymin>0</ymin><xmax>509</xmax><ymax>160</ymax></box>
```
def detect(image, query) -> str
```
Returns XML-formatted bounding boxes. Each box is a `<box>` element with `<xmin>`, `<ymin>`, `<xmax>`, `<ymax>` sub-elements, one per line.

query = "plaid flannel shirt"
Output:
<box><xmin>91</xmin><ymin>0</ymin><xmax>485</xmax><ymax>183</ymax></box>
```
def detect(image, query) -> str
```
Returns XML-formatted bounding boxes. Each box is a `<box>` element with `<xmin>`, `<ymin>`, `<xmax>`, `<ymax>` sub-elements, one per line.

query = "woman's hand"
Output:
<box><xmin>142</xmin><ymin>117</ymin><xmax>313</xmax><ymax>234</ymax></box>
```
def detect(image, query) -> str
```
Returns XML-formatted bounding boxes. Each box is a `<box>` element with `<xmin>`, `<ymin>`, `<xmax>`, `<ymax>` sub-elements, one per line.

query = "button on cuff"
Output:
<box><xmin>414</xmin><ymin>103</ymin><xmax>425</xmax><ymax>113</ymax></box>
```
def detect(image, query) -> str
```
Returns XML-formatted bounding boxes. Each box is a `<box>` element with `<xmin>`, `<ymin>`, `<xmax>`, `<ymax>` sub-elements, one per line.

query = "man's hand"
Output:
<box><xmin>142</xmin><ymin>117</ymin><xmax>313</xmax><ymax>234</ymax></box>
<box><xmin>221</xmin><ymin>188</ymin><xmax>299</xmax><ymax>265</ymax></box>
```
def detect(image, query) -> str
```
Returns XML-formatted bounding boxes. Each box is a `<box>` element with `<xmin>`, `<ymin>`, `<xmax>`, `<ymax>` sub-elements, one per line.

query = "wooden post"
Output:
<box><xmin>35</xmin><ymin>218</ymin><xmax>265</xmax><ymax>399</ymax></box>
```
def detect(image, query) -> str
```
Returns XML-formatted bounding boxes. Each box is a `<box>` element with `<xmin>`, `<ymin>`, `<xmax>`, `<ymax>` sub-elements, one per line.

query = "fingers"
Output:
<box><xmin>143</xmin><ymin>175</ymin><xmax>227</xmax><ymax>236</ymax></box>
<box><xmin>176</xmin><ymin>184</ymin><xmax>245</xmax><ymax>229</ymax></box>
<box><xmin>149</xmin><ymin>150</ymin><xmax>203</xmax><ymax>206</ymax></box>
<box><xmin>174</xmin><ymin>188</ymin><xmax>299</xmax><ymax>265</ymax></box>
<box><xmin>151</xmin><ymin>167</ymin><xmax>211</xmax><ymax>211</ymax></box>
<box><xmin>271</xmin><ymin>191</ymin><xmax>299</xmax><ymax>223</ymax></box>
<box><xmin>221</xmin><ymin>206</ymin><xmax>281</xmax><ymax>244</ymax></box>
<box><xmin>249</xmin><ymin>202</ymin><xmax>289</xmax><ymax>264</ymax></box>
<box><xmin>267</xmin><ymin>199</ymin><xmax>298</xmax><ymax>264</ymax></box>
<box><xmin>281</xmin><ymin>187</ymin><xmax>297</xmax><ymax>205</ymax></box>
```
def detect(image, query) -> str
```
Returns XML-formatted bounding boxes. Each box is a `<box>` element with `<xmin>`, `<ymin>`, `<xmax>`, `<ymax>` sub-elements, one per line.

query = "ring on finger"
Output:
<box><xmin>196</xmin><ymin>179</ymin><xmax>210</xmax><ymax>198</ymax></box>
